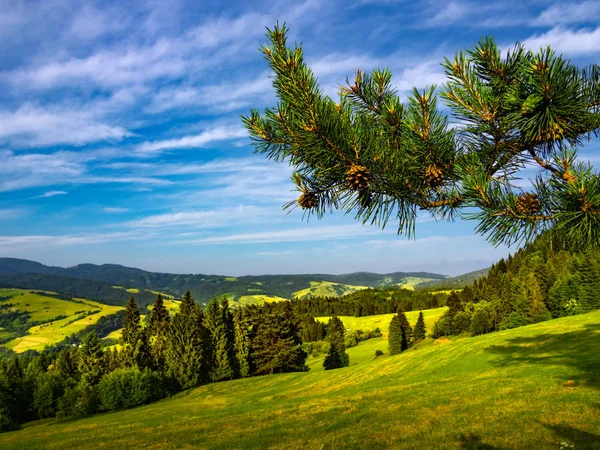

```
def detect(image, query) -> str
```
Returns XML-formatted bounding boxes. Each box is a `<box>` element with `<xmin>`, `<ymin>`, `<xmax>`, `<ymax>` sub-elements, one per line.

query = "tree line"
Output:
<box><xmin>292</xmin><ymin>288</ymin><xmax>447</xmax><ymax>317</ymax></box>
<box><xmin>432</xmin><ymin>233</ymin><xmax>600</xmax><ymax>338</ymax></box>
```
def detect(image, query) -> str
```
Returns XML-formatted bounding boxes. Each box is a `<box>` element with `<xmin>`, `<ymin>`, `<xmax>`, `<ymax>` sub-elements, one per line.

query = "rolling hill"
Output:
<box><xmin>0</xmin><ymin>258</ymin><xmax>449</xmax><ymax>304</ymax></box>
<box><xmin>1</xmin><ymin>310</ymin><xmax>598</xmax><ymax>449</ymax></box>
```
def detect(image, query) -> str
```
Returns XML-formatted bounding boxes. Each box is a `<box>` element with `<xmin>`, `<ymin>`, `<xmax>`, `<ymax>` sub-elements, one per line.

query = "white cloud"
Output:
<box><xmin>521</xmin><ymin>27</ymin><xmax>600</xmax><ymax>55</ymax></box>
<box><xmin>136</xmin><ymin>126</ymin><xmax>248</xmax><ymax>154</ymax></box>
<box><xmin>0</xmin><ymin>104</ymin><xmax>131</xmax><ymax>147</ymax></box>
<box><xmin>533</xmin><ymin>2</ymin><xmax>600</xmax><ymax>27</ymax></box>
<box><xmin>147</xmin><ymin>75</ymin><xmax>273</xmax><ymax>113</ymax></box>
<box><xmin>34</xmin><ymin>190</ymin><xmax>69</xmax><ymax>198</ymax></box>
<box><xmin>426</xmin><ymin>1</ymin><xmax>470</xmax><ymax>27</ymax></box>
<box><xmin>124</xmin><ymin>205</ymin><xmax>272</xmax><ymax>228</ymax></box>
<box><xmin>169</xmin><ymin>224</ymin><xmax>388</xmax><ymax>245</ymax></box>
<box><xmin>0</xmin><ymin>150</ymin><xmax>171</xmax><ymax>192</ymax></box>
<box><xmin>0</xmin><ymin>230</ymin><xmax>153</xmax><ymax>249</ymax></box>
<box><xmin>103</xmin><ymin>207</ymin><xmax>129</xmax><ymax>213</ymax></box>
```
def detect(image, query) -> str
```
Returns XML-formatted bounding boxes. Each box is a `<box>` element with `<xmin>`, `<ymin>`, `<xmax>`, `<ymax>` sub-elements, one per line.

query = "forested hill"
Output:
<box><xmin>0</xmin><ymin>258</ymin><xmax>447</xmax><ymax>304</ymax></box>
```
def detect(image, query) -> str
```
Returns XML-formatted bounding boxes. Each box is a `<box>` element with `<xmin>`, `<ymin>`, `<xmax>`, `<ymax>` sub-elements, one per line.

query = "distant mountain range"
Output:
<box><xmin>0</xmin><ymin>258</ymin><xmax>483</xmax><ymax>306</ymax></box>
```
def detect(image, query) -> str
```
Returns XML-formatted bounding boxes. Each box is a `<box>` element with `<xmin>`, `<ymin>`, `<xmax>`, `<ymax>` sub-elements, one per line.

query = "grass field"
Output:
<box><xmin>0</xmin><ymin>289</ymin><xmax>124</xmax><ymax>353</ymax></box>
<box><xmin>235</xmin><ymin>295</ymin><xmax>289</xmax><ymax>306</ymax></box>
<box><xmin>2</xmin><ymin>310</ymin><xmax>599</xmax><ymax>449</ymax></box>
<box><xmin>293</xmin><ymin>281</ymin><xmax>369</xmax><ymax>299</ymax></box>
<box><xmin>395</xmin><ymin>276</ymin><xmax>437</xmax><ymax>290</ymax></box>
<box><xmin>316</xmin><ymin>307</ymin><xmax>446</xmax><ymax>336</ymax></box>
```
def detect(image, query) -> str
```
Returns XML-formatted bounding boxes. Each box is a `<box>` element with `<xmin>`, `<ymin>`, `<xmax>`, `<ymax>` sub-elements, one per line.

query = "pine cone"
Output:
<box><xmin>346</xmin><ymin>164</ymin><xmax>371</xmax><ymax>191</ymax></box>
<box><xmin>298</xmin><ymin>192</ymin><xmax>318</xmax><ymax>210</ymax></box>
<box><xmin>516</xmin><ymin>193</ymin><xmax>541</xmax><ymax>215</ymax></box>
<box><xmin>425</xmin><ymin>164</ymin><xmax>444</xmax><ymax>186</ymax></box>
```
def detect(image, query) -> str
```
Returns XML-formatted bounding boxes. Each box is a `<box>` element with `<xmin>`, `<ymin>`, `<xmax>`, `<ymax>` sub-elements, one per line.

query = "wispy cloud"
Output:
<box><xmin>0</xmin><ymin>104</ymin><xmax>131</xmax><ymax>147</ymax></box>
<box><xmin>34</xmin><ymin>190</ymin><xmax>68</xmax><ymax>199</ymax></box>
<box><xmin>533</xmin><ymin>2</ymin><xmax>600</xmax><ymax>27</ymax></box>
<box><xmin>169</xmin><ymin>224</ymin><xmax>390</xmax><ymax>245</ymax></box>
<box><xmin>103</xmin><ymin>207</ymin><xmax>129</xmax><ymax>213</ymax></box>
<box><xmin>521</xmin><ymin>27</ymin><xmax>600</xmax><ymax>55</ymax></box>
<box><xmin>124</xmin><ymin>205</ymin><xmax>272</xmax><ymax>228</ymax></box>
<box><xmin>135</xmin><ymin>126</ymin><xmax>247</xmax><ymax>154</ymax></box>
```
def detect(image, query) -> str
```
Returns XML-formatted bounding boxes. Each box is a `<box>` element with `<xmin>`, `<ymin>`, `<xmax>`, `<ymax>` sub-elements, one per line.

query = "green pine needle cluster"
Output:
<box><xmin>243</xmin><ymin>24</ymin><xmax>600</xmax><ymax>248</ymax></box>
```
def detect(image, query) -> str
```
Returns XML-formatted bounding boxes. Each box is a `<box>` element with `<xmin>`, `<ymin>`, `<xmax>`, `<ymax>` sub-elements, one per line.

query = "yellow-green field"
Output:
<box><xmin>2</xmin><ymin>310</ymin><xmax>599</xmax><ymax>449</ymax></box>
<box><xmin>235</xmin><ymin>295</ymin><xmax>289</xmax><ymax>306</ymax></box>
<box><xmin>0</xmin><ymin>289</ymin><xmax>124</xmax><ymax>353</ymax></box>
<box><xmin>293</xmin><ymin>281</ymin><xmax>369</xmax><ymax>299</ymax></box>
<box><xmin>394</xmin><ymin>276</ymin><xmax>437</xmax><ymax>290</ymax></box>
<box><xmin>316</xmin><ymin>307</ymin><xmax>446</xmax><ymax>337</ymax></box>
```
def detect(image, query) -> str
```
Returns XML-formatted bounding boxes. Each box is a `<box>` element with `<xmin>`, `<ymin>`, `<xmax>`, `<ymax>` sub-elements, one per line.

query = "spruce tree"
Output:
<box><xmin>250</xmin><ymin>303</ymin><xmax>307</xmax><ymax>375</ymax></box>
<box><xmin>78</xmin><ymin>332</ymin><xmax>105</xmax><ymax>385</ymax></box>
<box><xmin>323</xmin><ymin>316</ymin><xmax>349</xmax><ymax>370</ymax></box>
<box><xmin>180</xmin><ymin>290</ymin><xmax>195</xmax><ymax>316</ymax></box>
<box><xmin>388</xmin><ymin>315</ymin><xmax>403</xmax><ymax>355</ymax></box>
<box><xmin>148</xmin><ymin>294</ymin><xmax>170</xmax><ymax>336</ymax></box>
<box><xmin>413</xmin><ymin>311</ymin><xmax>426</xmax><ymax>341</ymax></box>
<box><xmin>122</xmin><ymin>296</ymin><xmax>141</xmax><ymax>346</ymax></box>
<box><xmin>397</xmin><ymin>308</ymin><xmax>413</xmax><ymax>350</ymax></box>
<box><xmin>164</xmin><ymin>312</ymin><xmax>203</xmax><ymax>390</ymax></box>
<box><xmin>245</xmin><ymin>25</ymin><xmax>600</xmax><ymax>248</ymax></box>
<box><xmin>234</xmin><ymin>307</ymin><xmax>252</xmax><ymax>378</ymax></box>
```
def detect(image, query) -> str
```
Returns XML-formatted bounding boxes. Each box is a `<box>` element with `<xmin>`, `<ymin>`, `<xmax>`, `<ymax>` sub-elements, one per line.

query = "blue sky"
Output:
<box><xmin>1</xmin><ymin>0</ymin><xmax>599</xmax><ymax>276</ymax></box>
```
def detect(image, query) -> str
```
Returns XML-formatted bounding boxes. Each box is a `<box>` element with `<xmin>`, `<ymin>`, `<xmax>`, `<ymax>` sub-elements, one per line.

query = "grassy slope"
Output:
<box><xmin>1</xmin><ymin>289</ymin><xmax>123</xmax><ymax>353</ymax></box>
<box><xmin>293</xmin><ymin>281</ymin><xmax>369</xmax><ymax>299</ymax></box>
<box><xmin>316</xmin><ymin>307</ymin><xmax>447</xmax><ymax>337</ymax></box>
<box><xmin>3</xmin><ymin>311</ymin><xmax>600</xmax><ymax>449</ymax></box>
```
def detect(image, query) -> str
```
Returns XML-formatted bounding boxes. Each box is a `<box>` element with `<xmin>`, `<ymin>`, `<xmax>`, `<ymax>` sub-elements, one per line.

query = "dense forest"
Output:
<box><xmin>0</xmin><ymin>293</ymin><xmax>308</xmax><ymax>431</ymax></box>
<box><xmin>432</xmin><ymin>233</ymin><xmax>600</xmax><ymax>337</ymax></box>
<box><xmin>292</xmin><ymin>288</ymin><xmax>447</xmax><ymax>317</ymax></box>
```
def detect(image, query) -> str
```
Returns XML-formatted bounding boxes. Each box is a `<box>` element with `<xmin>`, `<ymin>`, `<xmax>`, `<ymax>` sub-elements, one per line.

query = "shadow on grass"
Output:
<box><xmin>543</xmin><ymin>423</ymin><xmax>600</xmax><ymax>449</ymax></box>
<box><xmin>485</xmin><ymin>323</ymin><xmax>600</xmax><ymax>389</ymax></box>
<box><xmin>459</xmin><ymin>433</ymin><xmax>506</xmax><ymax>449</ymax></box>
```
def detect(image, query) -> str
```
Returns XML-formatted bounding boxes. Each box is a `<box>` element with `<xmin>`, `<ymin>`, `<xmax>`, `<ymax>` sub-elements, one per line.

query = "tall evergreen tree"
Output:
<box><xmin>78</xmin><ymin>332</ymin><xmax>105</xmax><ymax>385</ymax></box>
<box><xmin>180</xmin><ymin>290</ymin><xmax>195</xmax><ymax>316</ymax></box>
<box><xmin>122</xmin><ymin>296</ymin><xmax>141</xmax><ymax>346</ymax></box>
<box><xmin>233</xmin><ymin>308</ymin><xmax>252</xmax><ymax>378</ymax></box>
<box><xmin>323</xmin><ymin>316</ymin><xmax>349</xmax><ymax>370</ymax></box>
<box><xmin>164</xmin><ymin>312</ymin><xmax>203</xmax><ymax>390</ymax></box>
<box><xmin>250</xmin><ymin>303</ymin><xmax>307</xmax><ymax>375</ymax></box>
<box><xmin>388</xmin><ymin>315</ymin><xmax>403</xmax><ymax>355</ymax></box>
<box><xmin>397</xmin><ymin>308</ymin><xmax>413</xmax><ymax>350</ymax></box>
<box><xmin>413</xmin><ymin>311</ymin><xmax>426</xmax><ymax>341</ymax></box>
<box><xmin>148</xmin><ymin>294</ymin><xmax>170</xmax><ymax>336</ymax></box>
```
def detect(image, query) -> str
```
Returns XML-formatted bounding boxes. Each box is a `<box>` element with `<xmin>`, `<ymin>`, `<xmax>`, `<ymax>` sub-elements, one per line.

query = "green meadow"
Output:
<box><xmin>293</xmin><ymin>280</ymin><xmax>369</xmax><ymax>299</ymax></box>
<box><xmin>2</xmin><ymin>310</ymin><xmax>599</xmax><ymax>449</ymax></box>
<box><xmin>0</xmin><ymin>289</ymin><xmax>123</xmax><ymax>353</ymax></box>
<box><xmin>316</xmin><ymin>307</ymin><xmax>446</xmax><ymax>336</ymax></box>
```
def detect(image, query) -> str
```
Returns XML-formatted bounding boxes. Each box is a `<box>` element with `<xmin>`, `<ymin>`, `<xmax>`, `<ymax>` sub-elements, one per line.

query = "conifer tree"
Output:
<box><xmin>323</xmin><ymin>316</ymin><xmax>349</xmax><ymax>370</ymax></box>
<box><xmin>245</xmin><ymin>25</ymin><xmax>600</xmax><ymax>248</ymax></box>
<box><xmin>233</xmin><ymin>307</ymin><xmax>252</xmax><ymax>378</ymax></box>
<box><xmin>180</xmin><ymin>290</ymin><xmax>195</xmax><ymax>316</ymax></box>
<box><xmin>55</xmin><ymin>347</ymin><xmax>79</xmax><ymax>379</ymax></box>
<box><xmin>413</xmin><ymin>311</ymin><xmax>426</xmax><ymax>341</ymax></box>
<box><xmin>204</xmin><ymin>298</ymin><xmax>236</xmax><ymax>381</ymax></box>
<box><xmin>165</xmin><ymin>312</ymin><xmax>203</xmax><ymax>389</ymax></box>
<box><xmin>78</xmin><ymin>332</ymin><xmax>105</xmax><ymax>385</ymax></box>
<box><xmin>250</xmin><ymin>303</ymin><xmax>307</xmax><ymax>375</ymax></box>
<box><xmin>148</xmin><ymin>294</ymin><xmax>170</xmax><ymax>336</ymax></box>
<box><xmin>397</xmin><ymin>308</ymin><xmax>413</xmax><ymax>350</ymax></box>
<box><xmin>388</xmin><ymin>315</ymin><xmax>403</xmax><ymax>355</ymax></box>
<box><xmin>122</xmin><ymin>296</ymin><xmax>141</xmax><ymax>346</ymax></box>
